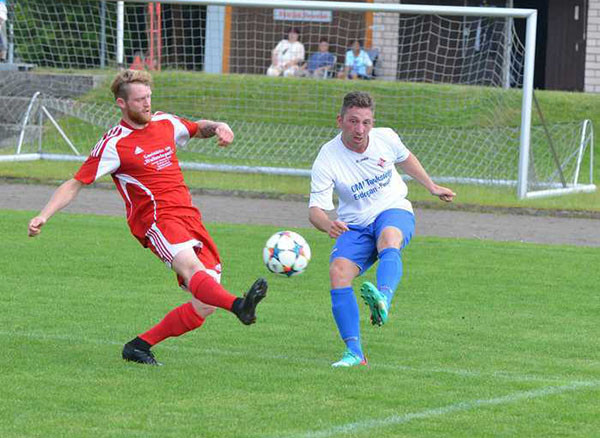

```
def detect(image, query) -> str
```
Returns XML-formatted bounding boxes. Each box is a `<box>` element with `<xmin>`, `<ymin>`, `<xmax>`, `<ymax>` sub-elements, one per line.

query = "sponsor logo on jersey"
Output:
<box><xmin>134</xmin><ymin>146</ymin><xmax>144</xmax><ymax>155</ymax></box>
<box><xmin>143</xmin><ymin>146</ymin><xmax>173</xmax><ymax>171</ymax></box>
<box><xmin>350</xmin><ymin>169</ymin><xmax>393</xmax><ymax>200</ymax></box>
<box><xmin>355</xmin><ymin>157</ymin><xmax>369</xmax><ymax>163</ymax></box>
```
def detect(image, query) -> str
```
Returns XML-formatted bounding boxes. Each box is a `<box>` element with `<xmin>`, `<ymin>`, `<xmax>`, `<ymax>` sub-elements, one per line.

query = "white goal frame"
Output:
<box><xmin>115</xmin><ymin>0</ymin><xmax>538</xmax><ymax>199</ymax></box>
<box><xmin>2</xmin><ymin>0</ymin><xmax>596</xmax><ymax>199</ymax></box>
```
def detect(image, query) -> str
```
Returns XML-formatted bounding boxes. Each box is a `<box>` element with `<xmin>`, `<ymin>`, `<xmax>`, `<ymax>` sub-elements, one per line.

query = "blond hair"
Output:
<box><xmin>110</xmin><ymin>70</ymin><xmax>153</xmax><ymax>100</ymax></box>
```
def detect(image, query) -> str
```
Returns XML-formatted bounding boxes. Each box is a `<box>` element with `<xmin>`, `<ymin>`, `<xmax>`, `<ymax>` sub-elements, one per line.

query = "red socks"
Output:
<box><xmin>140</xmin><ymin>302</ymin><xmax>205</xmax><ymax>346</ymax></box>
<box><xmin>188</xmin><ymin>270</ymin><xmax>237</xmax><ymax>311</ymax></box>
<box><xmin>138</xmin><ymin>272</ymin><xmax>237</xmax><ymax>347</ymax></box>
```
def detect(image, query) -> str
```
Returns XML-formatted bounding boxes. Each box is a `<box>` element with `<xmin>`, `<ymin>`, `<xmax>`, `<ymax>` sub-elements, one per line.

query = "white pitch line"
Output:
<box><xmin>3</xmin><ymin>330</ymin><xmax>600</xmax><ymax>438</ymax></box>
<box><xmin>282</xmin><ymin>381</ymin><xmax>600</xmax><ymax>438</ymax></box>
<box><xmin>1</xmin><ymin>330</ymin><xmax>597</xmax><ymax>385</ymax></box>
<box><xmin>367</xmin><ymin>362</ymin><xmax>581</xmax><ymax>383</ymax></box>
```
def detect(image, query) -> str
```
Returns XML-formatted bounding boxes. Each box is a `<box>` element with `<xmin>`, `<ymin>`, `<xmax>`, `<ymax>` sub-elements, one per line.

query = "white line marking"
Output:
<box><xmin>1</xmin><ymin>330</ymin><xmax>597</xmax><ymax>385</ymax></box>
<box><xmin>281</xmin><ymin>381</ymin><xmax>600</xmax><ymax>438</ymax></box>
<box><xmin>4</xmin><ymin>331</ymin><xmax>599</xmax><ymax>438</ymax></box>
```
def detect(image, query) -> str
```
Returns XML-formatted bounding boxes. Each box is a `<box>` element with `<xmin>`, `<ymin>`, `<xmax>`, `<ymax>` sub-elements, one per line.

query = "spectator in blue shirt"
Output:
<box><xmin>304</xmin><ymin>38</ymin><xmax>336</xmax><ymax>78</ymax></box>
<box><xmin>338</xmin><ymin>41</ymin><xmax>373</xmax><ymax>80</ymax></box>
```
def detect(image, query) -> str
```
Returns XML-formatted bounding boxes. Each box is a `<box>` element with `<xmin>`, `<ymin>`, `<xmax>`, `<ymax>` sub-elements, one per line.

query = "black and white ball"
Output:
<box><xmin>263</xmin><ymin>231</ymin><xmax>311</xmax><ymax>277</ymax></box>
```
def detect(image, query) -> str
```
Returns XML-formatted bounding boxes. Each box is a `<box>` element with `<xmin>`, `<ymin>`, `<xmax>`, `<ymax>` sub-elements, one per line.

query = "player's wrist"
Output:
<box><xmin>36</xmin><ymin>211</ymin><xmax>50</xmax><ymax>222</ymax></box>
<box><xmin>425</xmin><ymin>182</ymin><xmax>438</xmax><ymax>194</ymax></box>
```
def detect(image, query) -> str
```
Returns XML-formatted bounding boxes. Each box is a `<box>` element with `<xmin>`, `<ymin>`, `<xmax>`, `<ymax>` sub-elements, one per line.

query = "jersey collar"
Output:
<box><xmin>120</xmin><ymin>119</ymin><xmax>150</xmax><ymax>130</ymax></box>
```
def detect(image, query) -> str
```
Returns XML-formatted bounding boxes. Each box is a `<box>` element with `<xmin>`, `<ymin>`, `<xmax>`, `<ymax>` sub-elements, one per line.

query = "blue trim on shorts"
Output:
<box><xmin>329</xmin><ymin>209</ymin><xmax>415</xmax><ymax>275</ymax></box>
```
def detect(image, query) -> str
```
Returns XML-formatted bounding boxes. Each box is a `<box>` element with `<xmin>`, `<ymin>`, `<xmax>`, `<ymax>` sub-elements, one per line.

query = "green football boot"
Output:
<box><xmin>360</xmin><ymin>281</ymin><xmax>388</xmax><ymax>326</ymax></box>
<box><xmin>331</xmin><ymin>349</ymin><xmax>367</xmax><ymax>368</ymax></box>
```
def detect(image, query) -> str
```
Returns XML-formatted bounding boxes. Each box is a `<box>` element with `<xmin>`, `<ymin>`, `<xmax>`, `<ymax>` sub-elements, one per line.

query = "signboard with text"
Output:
<box><xmin>273</xmin><ymin>9</ymin><xmax>333</xmax><ymax>23</ymax></box>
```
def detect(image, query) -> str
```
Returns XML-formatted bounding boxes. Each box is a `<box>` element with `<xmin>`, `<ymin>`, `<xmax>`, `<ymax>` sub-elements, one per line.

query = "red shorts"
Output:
<box><xmin>136</xmin><ymin>215</ymin><xmax>222</xmax><ymax>287</ymax></box>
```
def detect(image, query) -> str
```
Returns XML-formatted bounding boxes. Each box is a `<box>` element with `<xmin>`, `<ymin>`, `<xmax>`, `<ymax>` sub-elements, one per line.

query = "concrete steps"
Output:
<box><xmin>0</xmin><ymin>72</ymin><xmax>102</xmax><ymax>98</ymax></box>
<box><xmin>0</xmin><ymin>96</ymin><xmax>31</xmax><ymax>124</ymax></box>
<box><xmin>0</xmin><ymin>72</ymin><xmax>100</xmax><ymax>149</ymax></box>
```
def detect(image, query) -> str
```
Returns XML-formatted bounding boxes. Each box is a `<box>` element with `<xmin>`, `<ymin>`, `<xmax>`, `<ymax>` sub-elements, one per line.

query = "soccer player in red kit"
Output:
<box><xmin>27</xmin><ymin>70</ymin><xmax>268</xmax><ymax>365</ymax></box>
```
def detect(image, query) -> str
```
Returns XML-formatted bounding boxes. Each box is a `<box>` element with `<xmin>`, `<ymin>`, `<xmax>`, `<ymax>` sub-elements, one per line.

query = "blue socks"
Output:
<box><xmin>330</xmin><ymin>249</ymin><xmax>402</xmax><ymax>358</ymax></box>
<box><xmin>331</xmin><ymin>287</ymin><xmax>363</xmax><ymax>359</ymax></box>
<box><xmin>376</xmin><ymin>247</ymin><xmax>403</xmax><ymax>307</ymax></box>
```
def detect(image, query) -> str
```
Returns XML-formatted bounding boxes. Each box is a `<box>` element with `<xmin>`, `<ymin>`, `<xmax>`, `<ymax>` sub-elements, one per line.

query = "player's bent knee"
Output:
<box><xmin>172</xmin><ymin>249</ymin><xmax>207</xmax><ymax>285</ymax></box>
<box><xmin>378</xmin><ymin>227</ymin><xmax>403</xmax><ymax>250</ymax></box>
<box><xmin>329</xmin><ymin>259</ymin><xmax>358</xmax><ymax>287</ymax></box>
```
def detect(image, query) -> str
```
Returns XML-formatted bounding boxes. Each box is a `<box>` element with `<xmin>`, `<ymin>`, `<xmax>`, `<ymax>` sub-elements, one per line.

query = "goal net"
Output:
<box><xmin>0</xmin><ymin>0</ymin><xmax>595</xmax><ymax>198</ymax></box>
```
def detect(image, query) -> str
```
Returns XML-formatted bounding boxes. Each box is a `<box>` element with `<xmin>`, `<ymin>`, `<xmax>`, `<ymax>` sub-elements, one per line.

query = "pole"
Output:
<box><xmin>517</xmin><ymin>10</ymin><xmax>536</xmax><ymax>199</ymax></box>
<box><xmin>502</xmin><ymin>0</ymin><xmax>513</xmax><ymax>89</ymax></box>
<box><xmin>117</xmin><ymin>1</ymin><xmax>125</xmax><ymax>67</ymax></box>
<box><xmin>157</xmin><ymin>3</ymin><xmax>162</xmax><ymax>70</ymax></box>
<box><xmin>100</xmin><ymin>1</ymin><xmax>107</xmax><ymax>68</ymax></box>
<box><xmin>148</xmin><ymin>3</ymin><xmax>155</xmax><ymax>69</ymax></box>
<box><xmin>8</xmin><ymin>21</ymin><xmax>13</xmax><ymax>64</ymax></box>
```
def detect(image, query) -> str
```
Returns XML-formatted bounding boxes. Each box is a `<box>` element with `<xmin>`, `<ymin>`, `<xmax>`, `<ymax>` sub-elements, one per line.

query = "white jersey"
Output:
<box><xmin>309</xmin><ymin>127</ymin><xmax>413</xmax><ymax>227</ymax></box>
<box><xmin>273</xmin><ymin>39</ymin><xmax>305</xmax><ymax>64</ymax></box>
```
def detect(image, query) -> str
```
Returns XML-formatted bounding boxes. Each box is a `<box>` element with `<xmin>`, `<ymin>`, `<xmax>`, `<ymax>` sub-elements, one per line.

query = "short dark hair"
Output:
<box><xmin>319</xmin><ymin>38</ymin><xmax>329</xmax><ymax>43</ymax></box>
<box><xmin>287</xmin><ymin>27</ymin><xmax>300</xmax><ymax>35</ymax></box>
<box><xmin>340</xmin><ymin>92</ymin><xmax>374</xmax><ymax>117</ymax></box>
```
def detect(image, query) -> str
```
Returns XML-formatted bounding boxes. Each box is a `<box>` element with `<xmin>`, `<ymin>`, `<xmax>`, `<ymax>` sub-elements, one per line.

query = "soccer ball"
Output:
<box><xmin>263</xmin><ymin>231</ymin><xmax>311</xmax><ymax>277</ymax></box>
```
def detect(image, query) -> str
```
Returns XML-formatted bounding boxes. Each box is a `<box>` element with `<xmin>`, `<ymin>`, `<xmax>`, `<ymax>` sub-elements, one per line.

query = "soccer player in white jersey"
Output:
<box><xmin>309</xmin><ymin>91</ymin><xmax>455</xmax><ymax>367</ymax></box>
<box><xmin>27</xmin><ymin>70</ymin><xmax>268</xmax><ymax>365</ymax></box>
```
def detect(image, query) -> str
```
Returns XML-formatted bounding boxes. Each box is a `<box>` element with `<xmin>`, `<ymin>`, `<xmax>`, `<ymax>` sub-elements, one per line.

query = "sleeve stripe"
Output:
<box><xmin>91</xmin><ymin>126</ymin><xmax>123</xmax><ymax>157</ymax></box>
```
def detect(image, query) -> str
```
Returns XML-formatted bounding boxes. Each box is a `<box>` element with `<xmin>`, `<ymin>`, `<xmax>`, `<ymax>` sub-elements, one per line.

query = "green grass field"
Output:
<box><xmin>2</xmin><ymin>209</ymin><xmax>598</xmax><ymax>437</ymax></box>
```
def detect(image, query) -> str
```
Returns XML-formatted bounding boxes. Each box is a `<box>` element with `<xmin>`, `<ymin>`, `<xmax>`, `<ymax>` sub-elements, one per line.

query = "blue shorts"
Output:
<box><xmin>329</xmin><ymin>209</ymin><xmax>415</xmax><ymax>275</ymax></box>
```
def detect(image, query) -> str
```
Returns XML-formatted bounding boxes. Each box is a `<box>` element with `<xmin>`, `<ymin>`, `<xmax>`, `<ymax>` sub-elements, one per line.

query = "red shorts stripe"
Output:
<box><xmin>146</xmin><ymin>227</ymin><xmax>174</xmax><ymax>263</ymax></box>
<box><xmin>138</xmin><ymin>215</ymin><xmax>221</xmax><ymax>286</ymax></box>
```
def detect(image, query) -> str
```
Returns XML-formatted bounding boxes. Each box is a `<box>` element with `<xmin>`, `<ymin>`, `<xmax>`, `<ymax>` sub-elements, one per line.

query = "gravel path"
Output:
<box><xmin>3</xmin><ymin>183</ymin><xmax>599</xmax><ymax>247</ymax></box>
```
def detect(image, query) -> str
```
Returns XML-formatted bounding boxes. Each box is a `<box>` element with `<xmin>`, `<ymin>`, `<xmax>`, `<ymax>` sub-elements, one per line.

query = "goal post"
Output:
<box><xmin>518</xmin><ymin>6</ymin><xmax>535</xmax><ymax>199</ymax></box>
<box><xmin>115</xmin><ymin>0</ymin><xmax>540</xmax><ymax>200</ymax></box>
<box><xmin>1</xmin><ymin>0</ymin><xmax>595</xmax><ymax>199</ymax></box>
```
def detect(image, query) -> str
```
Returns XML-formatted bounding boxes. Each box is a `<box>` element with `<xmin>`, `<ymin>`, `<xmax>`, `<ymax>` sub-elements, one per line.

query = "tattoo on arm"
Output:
<box><xmin>198</xmin><ymin>122</ymin><xmax>218</xmax><ymax>138</ymax></box>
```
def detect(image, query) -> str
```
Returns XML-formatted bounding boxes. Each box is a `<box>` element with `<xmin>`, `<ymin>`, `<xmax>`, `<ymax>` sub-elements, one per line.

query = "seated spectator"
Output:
<box><xmin>303</xmin><ymin>38</ymin><xmax>336</xmax><ymax>78</ymax></box>
<box><xmin>338</xmin><ymin>40</ymin><xmax>373</xmax><ymax>80</ymax></box>
<box><xmin>267</xmin><ymin>27</ymin><xmax>305</xmax><ymax>78</ymax></box>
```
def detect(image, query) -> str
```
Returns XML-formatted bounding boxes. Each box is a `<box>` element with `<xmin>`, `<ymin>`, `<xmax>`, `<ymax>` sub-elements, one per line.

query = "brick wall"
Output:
<box><xmin>371</xmin><ymin>1</ymin><xmax>600</xmax><ymax>92</ymax></box>
<box><xmin>371</xmin><ymin>0</ymin><xmax>400</xmax><ymax>80</ymax></box>
<box><xmin>585</xmin><ymin>0</ymin><xmax>600</xmax><ymax>92</ymax></box>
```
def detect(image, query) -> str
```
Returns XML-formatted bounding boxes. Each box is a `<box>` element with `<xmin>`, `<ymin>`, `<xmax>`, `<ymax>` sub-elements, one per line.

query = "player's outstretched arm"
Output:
<box><xmin>309</xmin><ymin>207</ymin><xmax>349</xmax><ymax>238</ymax></box>
<box><xmin>398</xmin><ymin>153</ymin><xmax>456</xmax><ymax>202</ymax></box>
<box><xmin>28</xmin><ymin>178</ymin><xmax>84</xmax><ymax>237</ymax></box>
<box><xmin>195</xmin><ymin>120</ymin><xmax>234</xmax><ymax>147</ymax></box>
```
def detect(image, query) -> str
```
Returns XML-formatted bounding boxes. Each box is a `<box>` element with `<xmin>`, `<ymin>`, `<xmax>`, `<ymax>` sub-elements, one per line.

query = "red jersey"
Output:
<box><xmin>74</xmin><ymin>112</ymin><xmax>200</xmax><ymax>238</ymax></box>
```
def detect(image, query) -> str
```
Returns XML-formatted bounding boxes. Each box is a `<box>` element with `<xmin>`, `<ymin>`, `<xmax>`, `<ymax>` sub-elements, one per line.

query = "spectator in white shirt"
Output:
<box><xmin>267</xmin><ymin>27</ymin><xmax>305</xmax><ymax>77</ymax></box>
